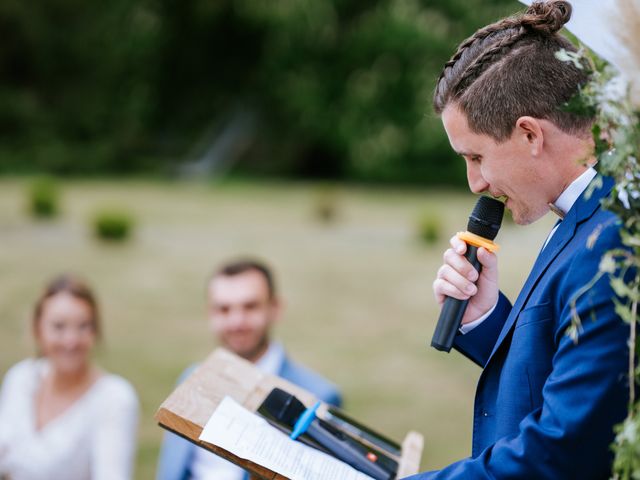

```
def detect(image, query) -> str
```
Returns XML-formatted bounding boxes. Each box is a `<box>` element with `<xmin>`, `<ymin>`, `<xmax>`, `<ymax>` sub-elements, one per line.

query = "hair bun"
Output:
<box><xmin>521</xmin><ymin>0</ymin><xmax>572</xmax><ymax>35</ymax></box>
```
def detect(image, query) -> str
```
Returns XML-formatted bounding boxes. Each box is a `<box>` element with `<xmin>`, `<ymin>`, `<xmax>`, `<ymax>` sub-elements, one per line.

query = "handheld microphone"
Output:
<box><xmin>431</xmin><ymin>196</ymin><xmax>504</xmax><ymax>352</ymax></box>
<box><xmin>260</xmin><ymin>388</ymin><xmax>393</xmax><ymax>480</ymax></box>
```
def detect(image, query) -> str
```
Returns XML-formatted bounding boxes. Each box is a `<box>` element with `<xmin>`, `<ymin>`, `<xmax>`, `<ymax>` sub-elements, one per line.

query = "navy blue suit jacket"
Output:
<box><xmin>406</xmin><ymin>177</ymin><xmax>630</xmax><ymax>479</ymax></box>
<box><xmin>156</xmin><ymin>352</ymin><xmax>342</xmax><ymax>480</ymax></box>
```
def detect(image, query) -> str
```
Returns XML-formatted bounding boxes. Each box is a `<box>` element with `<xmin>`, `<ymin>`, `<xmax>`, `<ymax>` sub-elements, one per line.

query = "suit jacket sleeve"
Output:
<box><xmin>405</xmin><ymin>222</ymin><xmax>630</xmax><ymax>479</ymax></box>
<box><xmin>453</xmin><ymin>292</ymin><xmax>512</xmax><ymax>367</ymax></box>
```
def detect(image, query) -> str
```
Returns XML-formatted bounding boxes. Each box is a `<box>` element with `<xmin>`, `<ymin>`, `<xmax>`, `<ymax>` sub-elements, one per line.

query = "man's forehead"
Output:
<box><xmin>442</xmin><ymin>104</ymin><xmax>493</xmax><ymax>155</ymax></box>
<box><xmin>208</xmin><ymin>271</ymin><xmax>270</xmax><ymax>303</ymax></box>
<box><xmin>442</xmin><ymin>105</ymin><xmax>470</xmax><ymax>147</ymax></box>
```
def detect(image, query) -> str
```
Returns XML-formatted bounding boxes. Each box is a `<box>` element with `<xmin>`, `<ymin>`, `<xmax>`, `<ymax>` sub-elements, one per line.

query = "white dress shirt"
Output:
<box><xmin>190</xmin><ymin>342</ymin><xmax>286</xmax><ymax>480</ymax></box>
<box><xmin>460</xmin><ymin>167</ymin><xmax>597</xmax><ymax>334</ymax></box>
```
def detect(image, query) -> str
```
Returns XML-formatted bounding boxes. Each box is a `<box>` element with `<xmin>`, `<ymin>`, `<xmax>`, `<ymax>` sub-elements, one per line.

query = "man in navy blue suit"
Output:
<box><xmin>156</xmin><ymin>258</ymin><xmax>342</xmax><ymax>480</ymax></box>
<box><xmin>406</xmin><ymin>1</ymin><xmax>630</xmax><ymax>479</ymax></box>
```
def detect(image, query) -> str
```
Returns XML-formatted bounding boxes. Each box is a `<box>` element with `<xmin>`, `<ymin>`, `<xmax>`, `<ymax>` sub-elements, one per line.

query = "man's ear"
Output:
<box><xmin>515</xmin><ymin>116</ymin><xmax>544</xmax><ymax>156</ymax></box>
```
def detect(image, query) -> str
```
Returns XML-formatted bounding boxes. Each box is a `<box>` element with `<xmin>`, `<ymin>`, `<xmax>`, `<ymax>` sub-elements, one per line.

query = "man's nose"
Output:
<box><xmin>228</xmin><ymin>309</ymin><xmax>247</xmax><ymax>328</ymax></box>
<box><xmin>467</xmin><ymin>165</ymin><xmax>489</xmax><ymax>194</ymax></box>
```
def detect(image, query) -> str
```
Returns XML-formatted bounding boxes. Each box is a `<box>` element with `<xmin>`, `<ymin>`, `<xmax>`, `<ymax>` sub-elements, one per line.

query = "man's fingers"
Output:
<box><xmin>434</xmin><ymin>265</ymin><xmax>477</xmax><ymax>302</ymax></box>
<box><xmin>476</xmin><ymin>247</ymin><xmax>498</xmax><ymax>281</ymax></box>
<box><xmin>477</xmin><ymin>246</ymin><xmax>496</xmax><ymax>266</ymax></box>
<box><xmin>443</xmin><ymin>248</ymin><xmax>479</xmax><ymax>282</ymax></box>
<box><xmin>433</xmin><ymin>278</ymin><xmax>475</xmax><ymax>302</ymax></box>
<box><xmin>437</xmin><ymin>264</ymin><xmax>478</xmax><ymax>294</ymax></box>
<box><xmin>450</xmin><ymin>234</ymin><xmax>467</xmax><ymax>254</ymax></box>
<box><xmin>434</xmin><ymin>241</ymin><xmax>499</xmax><ymax>314</ymax></box>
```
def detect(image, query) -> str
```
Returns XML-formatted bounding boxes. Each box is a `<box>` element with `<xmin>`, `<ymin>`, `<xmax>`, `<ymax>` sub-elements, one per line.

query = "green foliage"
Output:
<box><xmin>560</xmin><ymin>52</ymin><xmax>640</xmax><ymax>479</ymax></box>
<box><xmin>416</xmin><ymin>212</ymin><xmax>441</xmax><ymax>246</ymax></box>
<box><xmin>612</xmin><ymin>407</ymin><xmax>640</xmax><ymax>480</ymax></box>
<box><xmin>93</xmin><ymin>209</ymin><xmax>134</xmax><ymax>242</ymax></box>
<box><xmin>224</xmin><ymin>0</ymin><xmax>516</xmax><ymax>183</ymax></box>
<box><xmin>28</xmin><ymin>177</ymin><xmax>60</xmax><ymax>219</ymax></box>
<box><xmin>0</xmin><ymin>0</ymin><xmax>517</xmax><ymax>183</ymax></box>
<box><xmin>0</xmin><ymin>0</ymin><xmax>158</xmax><ymax>175</ymax></box>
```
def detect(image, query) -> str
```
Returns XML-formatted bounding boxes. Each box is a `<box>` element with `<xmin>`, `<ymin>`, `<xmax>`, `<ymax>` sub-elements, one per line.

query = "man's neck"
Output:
<box><xmin>549</xmin><ymin>167</ymin><xmax>597</xmax><ymax>218</ymax></box>
<box><xmin>249</xmin><ymin>346</ymin><xmax>268</xmax><ymax>364</ymax></box>
<box><xmin>542</xmin><ymin>123</ymin><xmax>596</xmax><ymax>204</ymax></box>
<box><xmin>253</xmin><ymin>341</ymin><xmax>286</xmax><ymax>375</ymax></box>
<box><xmin>242</xmin><ymin>339</ymin><xmax>271</xmax><ymax>364</ymax></box>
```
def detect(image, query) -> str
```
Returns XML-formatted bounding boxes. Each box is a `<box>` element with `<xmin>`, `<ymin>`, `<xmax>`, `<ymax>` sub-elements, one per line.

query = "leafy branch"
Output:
<box><xmin>558</xmin><ymin>48</ymin><xmax>640</xmax><ymax>480</ymax></box>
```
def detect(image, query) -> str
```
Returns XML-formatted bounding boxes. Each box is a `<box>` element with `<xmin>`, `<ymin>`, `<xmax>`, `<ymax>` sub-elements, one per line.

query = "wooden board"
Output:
<box><xmin>155</xmin><ymin>348</ymin><xmax>423</xmax><ymax>479</ymax></box>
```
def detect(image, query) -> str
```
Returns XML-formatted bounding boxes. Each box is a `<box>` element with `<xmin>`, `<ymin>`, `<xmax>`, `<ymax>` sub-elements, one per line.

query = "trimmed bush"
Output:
<box><xmin>93</xmin><ymin>209</ymin><xmax>134</xmax><ymax>242</ymax></box>
<box><xmin>312</xmin><ymin>187</ymin><xmax>339</xmax><ymax>224</ymax></box>
<box><xmin>28</xmin><ymin>177</ymin><xmax>60</xmax><ymax>219</ymax></box>
<box><xmin>417</xmin><ymin>213</ymin><xmax>442</xmax><ymax>246</ymax></box>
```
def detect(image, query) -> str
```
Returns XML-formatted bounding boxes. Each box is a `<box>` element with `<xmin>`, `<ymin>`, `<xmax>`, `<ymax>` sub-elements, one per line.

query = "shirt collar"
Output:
<box><xmin>255</xmin><ymin>341</ymin><xmax>285</xmax><ymax>375</ymax></box>
<box><xmin>548</xmin><ymin>167</ymin><xmax>597</xmax><ymax>219</ymax></box>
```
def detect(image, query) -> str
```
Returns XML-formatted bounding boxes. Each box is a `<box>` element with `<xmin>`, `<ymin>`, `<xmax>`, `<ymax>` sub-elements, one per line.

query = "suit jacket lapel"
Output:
<box><xmin>486</xmin><ymin>175</ymin><xmax>614</xmax><ymax>363</ymax></box>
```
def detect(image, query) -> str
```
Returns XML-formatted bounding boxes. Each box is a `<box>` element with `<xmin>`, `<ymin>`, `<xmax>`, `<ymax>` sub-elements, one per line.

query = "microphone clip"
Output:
<box><xmin>290</xmin><ymin>401</ymin><xmax>321</xmax><ymax>440</ymax></box>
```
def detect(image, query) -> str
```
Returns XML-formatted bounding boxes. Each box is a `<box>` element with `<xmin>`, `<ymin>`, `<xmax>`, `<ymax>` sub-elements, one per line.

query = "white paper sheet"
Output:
<box><xmin>199</xmin><ymin>396</ymin><xmax>375</xmax><ymax>480</ymax></box>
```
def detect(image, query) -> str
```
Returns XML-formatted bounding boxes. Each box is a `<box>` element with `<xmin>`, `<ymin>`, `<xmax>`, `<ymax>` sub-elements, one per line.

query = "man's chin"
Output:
<box><xmin>227</xmin><ymin>343</ymin><xmax>253</xmax><ymax>358</ymax></box>
<box><xmin>507</xmin><ymin>204</ymin><xmax>541</xmax><ymax>226</ymax></box>
<box><xmin>225</xmin><ymin>340</ymin><xmax>266</xmax><ymax>362</ymax></box>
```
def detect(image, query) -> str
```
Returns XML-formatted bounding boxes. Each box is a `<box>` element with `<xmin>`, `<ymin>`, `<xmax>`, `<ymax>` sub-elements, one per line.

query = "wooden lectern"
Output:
<box><xmin>155</xmin><ymin>348</ymin><xmax>424</xmax><ymax>479</ymax></box>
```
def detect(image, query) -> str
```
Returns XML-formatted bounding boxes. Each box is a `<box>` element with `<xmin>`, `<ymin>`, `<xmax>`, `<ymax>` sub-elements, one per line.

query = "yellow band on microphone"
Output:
<box><xmin>457</xmin><ymin>231</ymin><xmax>500</xmax><ymax>253</ymax></box>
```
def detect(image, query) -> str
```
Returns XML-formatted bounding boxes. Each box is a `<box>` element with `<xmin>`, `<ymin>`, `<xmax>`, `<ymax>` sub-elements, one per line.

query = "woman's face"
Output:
<box><xmin>35</xmin><ymin>292</ymin><xmax>96</xmax><ymax>374</ymax></box>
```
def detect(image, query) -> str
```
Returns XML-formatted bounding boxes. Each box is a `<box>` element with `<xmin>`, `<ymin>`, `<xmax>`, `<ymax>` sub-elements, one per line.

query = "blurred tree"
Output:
<box><xmin>153</xmin><ymin>0</ymin><xmax>517</xmax><ymax>183</ymax></box>
<box><xmin>0</xmin><ymin>0</ymin><xmax>517</xmax><ymax>184</ymax></box>
<box><xmin>0</xmin><ymin>0</ymin><xmax>158</xmax><ymax>174</ymax></box>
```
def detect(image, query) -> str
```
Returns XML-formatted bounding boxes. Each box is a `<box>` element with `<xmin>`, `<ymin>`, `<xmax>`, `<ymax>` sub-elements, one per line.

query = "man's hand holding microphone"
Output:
<box><xmin>431</xmin><ymin>196</ymin><xmax>504</xmax><ymax>352</ymax></box>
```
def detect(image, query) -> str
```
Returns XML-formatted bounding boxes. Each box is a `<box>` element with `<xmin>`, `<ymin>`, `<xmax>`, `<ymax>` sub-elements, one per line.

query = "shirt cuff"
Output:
<box><xmin>459</xmin><ymin>302</ymin><xmax>498</xmax><ymax>334</ymax></box>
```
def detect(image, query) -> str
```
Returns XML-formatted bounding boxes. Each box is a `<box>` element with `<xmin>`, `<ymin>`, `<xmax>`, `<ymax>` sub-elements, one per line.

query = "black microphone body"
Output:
<box><xmin>304</xmin><ymin>420</ymin><xmax>392</xmax><ymax>480</ymax></box>
<box><xmin>431</xmin><ymin>196</ymin><xmax>504</xmax><ymax>352</ymax></box>
<box><xmin>431</xmin><ymin>245</ymin><xmax>481</xmax><ymax>352</ymax></box>
<box><xmin>260</xmin><ymin>388</ymin><xmax>393</xmax><ymax>480</ymax></box>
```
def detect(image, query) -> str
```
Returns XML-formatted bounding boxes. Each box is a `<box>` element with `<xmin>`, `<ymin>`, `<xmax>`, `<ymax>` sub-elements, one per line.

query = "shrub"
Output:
<box><xmin>28</xmin><ymin>177</ymin><xmax>60</xmax><ymax>219</ymax></box>
<box><xmin>417</xmin><ymin>213</ymin><xmax>442</xmax><ymax>246</ymax></box>
<box><xmin>93</xmin><ymin>209</ymin><xmax>134</xmax><ymax>242</ymax></box>
<box><xmin>312</xmin><ymin>187</ymin><xmax>340</xmax><ymax>224</ymax></box>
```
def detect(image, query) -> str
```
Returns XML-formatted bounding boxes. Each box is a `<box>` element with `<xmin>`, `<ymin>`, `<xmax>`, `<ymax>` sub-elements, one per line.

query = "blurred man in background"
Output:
<box><xmin>156</xmin><ymin>258</ymin><xmax>342</xmax><ymax>480</ymax></box>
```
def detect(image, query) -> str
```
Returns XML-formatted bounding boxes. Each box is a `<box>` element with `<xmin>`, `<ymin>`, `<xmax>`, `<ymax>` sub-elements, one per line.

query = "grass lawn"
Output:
<box><xmin>0</xmin><ymin>177</ymin><xmax>555</xmax><ymax>478</ymax></box>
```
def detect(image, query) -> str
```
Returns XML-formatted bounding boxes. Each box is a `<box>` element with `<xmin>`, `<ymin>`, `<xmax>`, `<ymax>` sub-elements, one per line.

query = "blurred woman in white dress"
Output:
<box><xmin>0</xmin><ymin>274</ymin><xmax>139</xmax><ymax>480</ymax></box>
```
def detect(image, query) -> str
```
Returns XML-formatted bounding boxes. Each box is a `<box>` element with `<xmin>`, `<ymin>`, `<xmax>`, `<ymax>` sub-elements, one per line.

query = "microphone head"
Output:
<box><xmin>467</xmin><ymin>196</ymin><xmax>504</xmax><ymax>240</ymax></box>
<box><xmin>260</xmin><ymin>388</ymin><xmax>306</xmax><ymax>428</ymax></box>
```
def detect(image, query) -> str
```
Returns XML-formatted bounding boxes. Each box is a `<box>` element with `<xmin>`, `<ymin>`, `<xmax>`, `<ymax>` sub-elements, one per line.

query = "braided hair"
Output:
<box><xmin>434</xmin><ymin>0</ymin><xmax>592</xmax><ymax>141</ymax></box>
